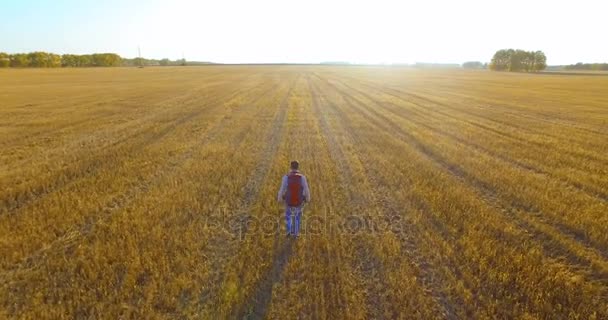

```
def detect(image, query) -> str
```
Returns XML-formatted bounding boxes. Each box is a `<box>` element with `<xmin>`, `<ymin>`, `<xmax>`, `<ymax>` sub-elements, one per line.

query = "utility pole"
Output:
<box><xmin>138</xmin><ymin>46</ymin><xmax>144</xmax><ymax>68</ymax></box>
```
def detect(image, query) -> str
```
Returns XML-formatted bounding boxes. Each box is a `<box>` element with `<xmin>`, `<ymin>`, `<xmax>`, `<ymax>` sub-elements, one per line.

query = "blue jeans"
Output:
<box><xmin>285</xmin><ymin>206</ymin><xmax>303</xmax><ymax>236</ymax></box>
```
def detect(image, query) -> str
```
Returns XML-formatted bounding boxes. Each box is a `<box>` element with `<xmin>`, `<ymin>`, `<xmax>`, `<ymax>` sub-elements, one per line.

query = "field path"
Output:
<box><xmin>202</xmin><ymin>75</ymin><xmax>299</xmax><ymax>318</ymax></box>
<box><xmin>232</xmin><ymin>76</ymin><xmax>311</xmax><ymax>319</ymax></box>
<box><xmin>236</xmin><ymin>238</ymin><xmax>296</xmax><ymax>319</ymax></box>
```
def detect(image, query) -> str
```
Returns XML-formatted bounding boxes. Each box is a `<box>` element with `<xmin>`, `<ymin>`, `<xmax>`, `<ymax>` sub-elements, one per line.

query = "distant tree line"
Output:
<box><xmin>0</xmin><ymin>52</ymin><xmax>122</xmax><ymax>67</ymax></box>
<box><xmin>61</xmin><ymin>53</ymin><xmax>122</xmax><ymax>67</ymax></box>
<box><xmin>564</xmin><ymin>63</ymin><xmax>608</xmax><ymax>71</ymax></box>
<box><xmin>462</xmin><ymin>61</ymin><xmax>487</xmax><ymax>69</ymax></box>
<box><xmin>0</xmin><ymin>51</ymin><xmax>194</xmax><ymax>68</ymax></box>
<box><xmin>489</xmin><ymin>49</ymin><xmax>547</xmax><ymax>72</ymax></box>
<box><xmin>122</xmin><ymin>57</ymin><xmax>187</xmax><ymax>67</ymax></box>
<box><xmin>414</xmin><ymin>62</ymin><xmax>460</xmax><ymax>69</ymax></box>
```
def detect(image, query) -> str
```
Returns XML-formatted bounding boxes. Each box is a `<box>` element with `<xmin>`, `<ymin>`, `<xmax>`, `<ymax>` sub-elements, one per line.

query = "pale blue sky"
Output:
<box><xmin>1</xmin><ymin>0</ymin><xmax>606</xmax><ymax>64</ymax></box>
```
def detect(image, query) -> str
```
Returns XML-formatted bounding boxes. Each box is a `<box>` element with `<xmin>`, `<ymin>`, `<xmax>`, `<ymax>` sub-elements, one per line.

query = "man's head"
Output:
<box><xmin>290</xmin><ymin>160</ymin><xmax>299</xmax><ymax>171</ymax></box>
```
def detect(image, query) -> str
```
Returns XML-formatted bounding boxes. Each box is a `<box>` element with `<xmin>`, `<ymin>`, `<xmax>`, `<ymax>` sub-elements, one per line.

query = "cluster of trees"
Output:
<box><xmin>564</xmin><ymin>63</ymin><xmax>608</xmax><ymax>71</ymax></box>
<box><xmin>489</xmin><ymin>49</ymin><xmax>547</xmax><ymax>72</ymax></box>
<box><xmin>0</xmin><ymin>52</ymin><xmax>197</xmax><ymax>68</ymax></box>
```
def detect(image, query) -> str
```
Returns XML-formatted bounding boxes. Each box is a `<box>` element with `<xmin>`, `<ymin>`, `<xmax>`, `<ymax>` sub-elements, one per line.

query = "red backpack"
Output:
<box><xmin>285</xmin><ymin>172</ymin><xmax>305</xmax><ymax>207</ymax></box>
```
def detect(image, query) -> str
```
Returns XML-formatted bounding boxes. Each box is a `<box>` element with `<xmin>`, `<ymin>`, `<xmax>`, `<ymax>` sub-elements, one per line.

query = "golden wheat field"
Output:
<box><xmin>0</xmin><ymin>66</ymin><xmax>607</xmax><ymax>319</ymax></box>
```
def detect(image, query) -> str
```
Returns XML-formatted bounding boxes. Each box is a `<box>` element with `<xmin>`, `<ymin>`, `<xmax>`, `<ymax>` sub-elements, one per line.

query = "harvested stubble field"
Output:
<box><xmin>0</xmin><ymin>66</ymin><xmax>607</xmax><ymax>319</ymax></box>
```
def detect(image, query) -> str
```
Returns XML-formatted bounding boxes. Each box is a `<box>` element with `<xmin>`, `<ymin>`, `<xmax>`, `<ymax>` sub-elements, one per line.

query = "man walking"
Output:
<box><xmin>277</xmin><ymin>160</ymin><xmax>311</xmax><ymax>237</ymax></box>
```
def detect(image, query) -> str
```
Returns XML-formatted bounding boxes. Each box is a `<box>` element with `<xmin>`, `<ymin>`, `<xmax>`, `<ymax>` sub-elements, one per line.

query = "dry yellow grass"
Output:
<box><xmin>1</xmin><ymin>66</ymin><xmax>607</xmax><ymax>319</ymax></box>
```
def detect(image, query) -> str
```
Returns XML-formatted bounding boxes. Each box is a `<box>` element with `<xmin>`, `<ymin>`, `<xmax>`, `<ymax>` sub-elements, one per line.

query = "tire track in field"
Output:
<box><xmin>316</xmin><ymin>75</ymin><xmax>608</xmax><ymax>283</ymax></box>
<box><xmin>0</xmin><ymin>69</ymin><xmax>254</xmax><ymax>150</ymax></box>
<box><xmin>0</xmin><ymin>78</ymin><xmax>220</xmax><ymax>148</ymax></box>
<box><xmin>426</xmin><ymin>87</ymin><xmax>608</xmax><ymax>137</ymax></box>
<box><xmin>321</xmin><ymin>75</ymin><xmax>608</xmax><ymax>238</ymax></box>
<box><xmin>235</xmin><ymin>74</ymin><xmax>360</xmax><ymax>319</ymax></box>
<box><xmin>238</xmin><ymin>76</ymin><xmax>298</xmax><ymax>237</ymax></box>
<box><xmin>0</xmin><ymin>82</ymin><xmax>281</xmax><ymax>278</ymax></box>
<box><xmin>0</xmin><ymin>68</ymin><xmax>234</xmax><ymax>141</ymax></box>
<box><xmin>0</xmin><ymin>94</ymin><xmax>233</xmax><ymax>262</ymax></box>
<box><xmin>333</xmin><ymin>75</ymin><xmax>608</xmax><ymax>255</ymax></box>
<box><xmin>331</xmin><ymin>77</ymin><xmax>608</xmax><ymax>204</ymax></box>
<box><xmin>337</xmin><ymin>74</ymin><xmax>608</xmax><ymax>162</ymax></box>
<box><xmin>314</xmin><ymin>75</ymin><xmax>537</xmax><ymax>318</ymax></box>
<box><xmin>0</xmin><ymin>74</ymin><xmax>232</xmax><ymax>170</ymax></box>
<box><xmin>233</xmin><ymin>78</ymin><xmax>297</xmax><ymax>319</ymax></box>
<box><xmin>201</xmin><ymin>75</ymin><xmax>298</xmax><ymax>319</ymax></box>
<box><xmin>406</xmin><ymin>87</ymin><xmax>606</xmax><ymax>146</ymax></box>
<box><xmin>0</xmin><ymin>79</ymin><xmax>271</xmax><ymax>215</ymax></box>
<box><xmin>340</xmin><ymin>75</ymin><xmax>588</xmax><ymax>146</ymax></box>
<box><xmin>338</xmin><ymin>79</ymin><xmax>608</xmax><ymax>265</ymax></box>
<box><xmin>337</xmin><ymin>75</ymin><xmax>608</xmax><ymax>171</ymax></box>
<box><xmin>373</xmin><ymin>91</ymin><xmax>608</xmax><ymax>202</ymax></box>
<box><xmin>311</xmin><ymin>75</ymin><xmax>457</xmax><ymax>319</ymax></box>
<box><xmin>351</xmin><ymin>77</ymin><xmax>608</xmax><ymax>168</ymax></box>
<box><xmin>307</xmin><ymin>77</ymin><xmax>392</xmax><ymax>319</ymax></box>
<box><xmin>233</xmin><ymin>238</ymin><xmax>296</xmax><ymax>320</ymax></box>
<box><xmin>0</xmin><ymin>93</ymin><xmax>225</xmax><ymax>213</ymax></box>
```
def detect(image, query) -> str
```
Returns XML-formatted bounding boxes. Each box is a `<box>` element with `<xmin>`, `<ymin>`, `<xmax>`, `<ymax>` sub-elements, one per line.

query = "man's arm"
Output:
<box><xmin>277</xmin><ymin>175</ymin><xmax>287</xmax><ymax>202</ymax></box>
<box><xmin>302</xmin><ymin>176</ymin><xmax>311</xmax><ymax>202</ymax></box>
